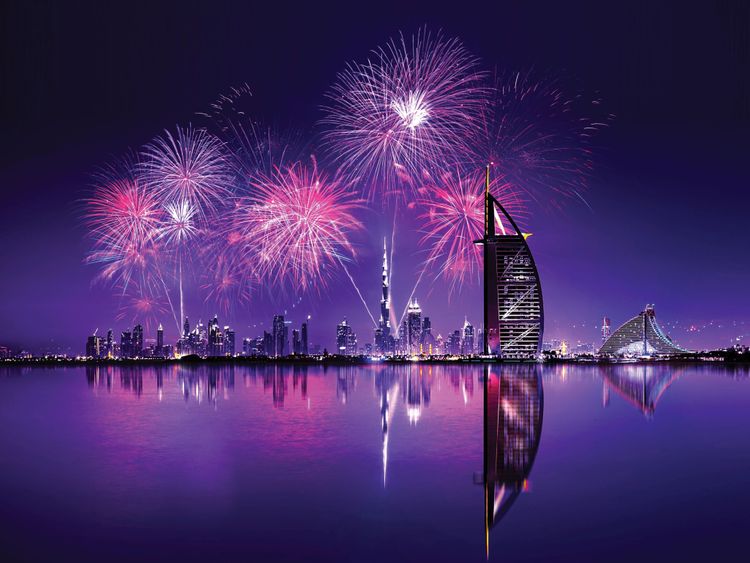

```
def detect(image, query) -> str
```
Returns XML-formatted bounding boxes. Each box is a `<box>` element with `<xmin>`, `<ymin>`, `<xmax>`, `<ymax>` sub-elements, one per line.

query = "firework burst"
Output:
<box><xmin>158</xmin><ymin>199</ymin><xmax>199</xmax><ymax>246</ymax></box>
<box><xmin>140</xmin><ymin>124</ymin><xmax>235</xmax><ymax>217</ymax></box>
<box><xmin>321</xmin><ymin>28</ymin><xmax>487</xmax><ymax>201</ymax></box>
<box><xmin>83</xmin><ymin>171</ymin><xmax>165</xmax><ymax>290</ymax></box>
<box><xmin>416</xmin><ymin>167</ymin><xmax>526</xmax><ymax>291</ymax></box>
<box><xmin>229</xmin><ymin>158</ymin><xmax>364</xmax><ymax>291</ymax></box>
<box><xmin>475</xmin><ymin>70</ymin><xmax>612</xmax><ymax>208</ymax></box>
<box><xmin>199</xmin><ymin>84</ymin><xmax>303</xmax><ymax>183</ymax></box>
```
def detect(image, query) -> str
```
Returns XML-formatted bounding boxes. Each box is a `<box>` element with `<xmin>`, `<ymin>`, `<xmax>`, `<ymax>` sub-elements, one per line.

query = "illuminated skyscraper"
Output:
<box><xmin>272</xmin><ymin>315</ymin><xmax>287</xmax><ymax>357</ymax></box>
<box><xmin>375</xmin><ymin>238</ymin><xmax>394</xmax><ymax>355</ymax></box>
<box><xmin>337</xmin><ymin>319</ymin><xmax>357</xmax><ymax>355</ymax></box>
<box><xmin>156</xmin><ymin>324</ymin><xmax>164</xmax><ymax>357</ymax></box>
<box><xmin>601</xmin><ymin>317</ymin><xmax>611</xmax><ymax>343</ymax></box>
<box><xmin>475</xmin><ymin>166</ymin><xmax>543</xmax><ymax>359</ymax></box>
<box><xmin>224</xmin><ymin>327</ymin><xmax>235</xmax><ymax>356</ymax></box>
<box><xmin>462</xmin><ymin>318</ymin><xmax>475</xmax><ymax>355</ymax></box>
<box><xmin>406</xmin><ymin>299</ymin><xmax>422</xmax><ymax>355</ymax></box>
<box><xmin>301</xmin><ymin>321</ymin><xmax>309</xmax><ymax>355</ymax></box>
<box><xmin>132</xmin><ymin>324</ymin><xmax>143</xmax><ymax>357</ymax></box>
<box><xmin>292</xmin><ymin>329</ymin><xmax>301</xmax><ymax>355</ymax></box>
<box><xmin>120</xmin><ymin>330</ymin><xmax>132</xmax><ymax>359</ymax></box>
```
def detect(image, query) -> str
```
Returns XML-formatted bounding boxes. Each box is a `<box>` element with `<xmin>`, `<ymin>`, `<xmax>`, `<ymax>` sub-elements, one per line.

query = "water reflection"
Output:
<box><xmin>599</xmin><ymin>365</ymin><xmax>683</xmax><ymax>416</ymax></box>
<box><xmin>483</xmin><ymin>365</ymin><xmax>543</xmax><ymax>557</ymax></box>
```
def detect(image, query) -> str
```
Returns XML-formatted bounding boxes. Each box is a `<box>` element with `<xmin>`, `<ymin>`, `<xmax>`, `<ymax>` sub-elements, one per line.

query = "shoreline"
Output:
<box><xmin>2</xmin><ymin>353</ymin><xmax>748</xmax><ymax>367</ymax></box>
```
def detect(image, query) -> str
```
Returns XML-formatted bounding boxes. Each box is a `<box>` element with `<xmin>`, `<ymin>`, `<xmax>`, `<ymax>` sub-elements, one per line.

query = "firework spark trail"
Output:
<box><xmin>140</xmin><ymin>125</ymin><xmax>234</xmax><ymax>325</ymax></box>
<box><xmin>473</xmin><ymin>70</ymin><xmax>612</xmax><ymax>208</ymax></box>
<box><xmin>140</xmin><ymin>124</ymin><xmax>235</xmax><ymax>218</ymax></box>
<box><xmin>337</xmin><ymin>257</ymin><xmax>378</xmax><ymax>328</ymax></box>
<box><xmin>228</xmin><ymin>158</ymin><xmax>365</xmax><ymax>291</ymax></box>
<box><xmin>321</xmin><ymin>28</ymin><xmax>488</xmax><ymax>202</ymax></box>
<box><xmin>82</xmin><ymin>170</ymin><xmax>184</xmax><ymax>329</ymax></box>
<box><xmin>199</xmin><ymin>84</ymin><xmax>303</xmax><ymax>183</ymax></box>
<box><xmin>398</xmin><ymin>168</ymin><xmax>527</xmax><ymax>318</ymax></box>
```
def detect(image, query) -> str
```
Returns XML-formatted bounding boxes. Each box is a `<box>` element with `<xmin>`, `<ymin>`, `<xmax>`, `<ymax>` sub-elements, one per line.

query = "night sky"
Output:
<box><xmin>1</xmin><ymin>0</ymin><xmax>748</xmax><ymax>354</ymax></box>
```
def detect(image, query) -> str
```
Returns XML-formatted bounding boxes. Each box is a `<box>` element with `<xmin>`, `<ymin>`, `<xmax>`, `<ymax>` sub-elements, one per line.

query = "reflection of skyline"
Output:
<box><xmin>483</xmin><ymin>365</ymin><xmax>544</xmax><ymax>557</ymax></box>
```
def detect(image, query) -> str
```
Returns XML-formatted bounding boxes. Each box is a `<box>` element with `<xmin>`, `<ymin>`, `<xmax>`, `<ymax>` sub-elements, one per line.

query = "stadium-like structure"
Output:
<box><xmin>599</xmin><ymin>305</ymin><xmax>688</xmax><ymax>357</ymax></box>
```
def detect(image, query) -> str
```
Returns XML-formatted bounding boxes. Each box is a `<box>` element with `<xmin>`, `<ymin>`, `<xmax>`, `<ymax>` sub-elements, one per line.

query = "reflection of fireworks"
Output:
<box><xmin>417</xmin><ymin>168</ymin><xmax>526</xmax><ymax>291</ymax></box>
<box><xmin>230</xmin><ymin>158</ymin><xmax>363</xmax><ymax>290</ymax></box>
<box><xmin>475</xmin><ymin>70</ymin><xmax>612</xmax><ymax>207</ymax></box>
<box><xmin>321</xmin><ymin>28</ymin><xmax>487</xmax><ymax>200</ymax></box>
<box><xmin>140</xmin><ymin>124</ymin><xmax>235</xmax><ymax>217</ymax></box>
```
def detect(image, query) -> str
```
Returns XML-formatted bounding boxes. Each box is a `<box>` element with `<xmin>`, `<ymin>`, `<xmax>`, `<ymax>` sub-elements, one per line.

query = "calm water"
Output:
<box><xmin>0</xmin><ymin>363</ymin><xmax>748</xmax><ymax>562</ymax></box>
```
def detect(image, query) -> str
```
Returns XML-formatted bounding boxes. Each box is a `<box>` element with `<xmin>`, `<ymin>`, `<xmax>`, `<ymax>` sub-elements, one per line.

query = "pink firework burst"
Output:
<box><xmin>417</xmin><ymin>167</ymin><xmax>527</xmax><ymax>291</ymax></box>
<box><xmin>140</xmin><ymin>124</ymin><xmax>235</xmax><ymax>217</ymax></box>
<box><xmin>201</xmin><ymin>251</ymin><xmax>254</xmax><ymax>315</ymax></box>
<box><xmin>116</xmin><ymin>282</ymin><xmax>171</xmax><ymax>332</ymax></box>
<box><xmin>321</xmin><ymin>28</ymin><xmax>488</xmax><ymax>201</ymax></box>
<box><xmin>229</xmin><ymin>158</ymin><xmax>364</xmax><ymax>291</ymax></box>
<box><xmin>475</xmin><ymin>70</ymin><xmax>613</xmax><ymax>208</ymax></box>
<box><xmin>83</xmin><ymin>174</ymin><xmax>165</xmax><ymax>292</ymax></box>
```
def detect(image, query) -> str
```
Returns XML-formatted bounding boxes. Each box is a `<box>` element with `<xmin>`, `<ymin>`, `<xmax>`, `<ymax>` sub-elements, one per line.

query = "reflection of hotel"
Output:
<box><xmin>600</xmin><ymin>365</ymin><xmax>683</xmax><ymax>416</ymax></box>
<box><xmin>484</xmin><ymin>366</ymin><xmax>543</xmax><ymax>555</ymax></box>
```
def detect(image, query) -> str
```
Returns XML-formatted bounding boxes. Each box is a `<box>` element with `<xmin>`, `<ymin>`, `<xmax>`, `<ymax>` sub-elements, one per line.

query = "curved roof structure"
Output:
<box><xmin>599</xmin><ymin>305</ymin><xmax>688</xmax><ymax>357</ymax></box>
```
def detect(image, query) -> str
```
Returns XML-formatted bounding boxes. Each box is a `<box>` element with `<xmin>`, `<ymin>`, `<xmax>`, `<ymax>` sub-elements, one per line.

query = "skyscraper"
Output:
<box><xmin>301</xmin><ymin>320</ymin><xmax>309</xmax><ymax>355</ymax></box>
<box><xmin>406</xmin><ymin>299</ymin><xmax>422</xmax><ymax>355</ymax></box>
<box><xmin>420</xmin><ymin>316</ymin><xmax>436</xmax><ymax>354</ymax></box>
<box><xmin>132</xmin><ymin>324</ymin><xmax>143</xmax><ymax>357</ymax></box>
<box><xmin>476</xmin><ymin>166</ymin><xmax>543</xmax><ymax>359</ymax></box>
<box><xmin>601</xmin><ymin>317</ymin><xmax>611</xmax><ymax>344</ymax></box>
<box><xmin>292</xmin><ymin>329</ymin><xmax>301</xmax><ymax>355</ymax></box>
<box><xmin>224</xmin><ymin>327</ymin><xmax>235</xmax><ymax>356</ymax></box>
<box><xmin>375</xmin><ymin>238</ymin><xmax>394</xmax><ymax>355</ymax></box>
<box><xmin>462</xmin><ymin>318</ymin><xmax>475</xmax><ymax>355</ymax></box>
<box><xmin>273</xmin><ymin>315</ymin><xmax>287</xmax><ymax>357</ymax></box>
<box><xmin>86</xmin><ymin>333</ymin><xmax>101</xmax><ymax>358</ymax></box>
<box><xmin>156</xmin><ymin>324</ymin><xmax>164</xmax><ymax>357</ymax></box>
<box><xmin>337</xmin><ymin>319</ymin><xmax>357</xmax><ymax>356</ymax></box>
<box><xmin>106</xmin><ymin>329</ymin><xmax>113</xmax><ymax>358</ymax></box>
<box><xmin>120</xmin><ymin>330</ymin><xmax>132</xmax><ymax>359</ymax></box>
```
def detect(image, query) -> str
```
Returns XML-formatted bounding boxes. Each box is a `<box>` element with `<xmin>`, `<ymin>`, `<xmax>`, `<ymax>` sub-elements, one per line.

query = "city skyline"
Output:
<box><xmin>1</xmin><ymin>3</ymin><xmax>748</xmax><ymax>354</ymax></box>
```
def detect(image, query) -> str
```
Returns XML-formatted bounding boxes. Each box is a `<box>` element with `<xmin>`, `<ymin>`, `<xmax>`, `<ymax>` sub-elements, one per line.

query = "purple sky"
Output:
<box><xmin>0</xmin><ymin>1</ymin><xmax>748</xmax><ymax>353</ymax></box>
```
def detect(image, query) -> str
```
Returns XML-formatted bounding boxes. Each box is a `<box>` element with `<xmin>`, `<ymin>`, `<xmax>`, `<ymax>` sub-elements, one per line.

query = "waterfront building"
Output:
<box><xmin>132</xmin><ymin>324</ymin><xmax>143</xmax><ymax>357</ymax></box>
<box><xmin>224</xmin><ymin>327</ymin><xmax>235</xmax><ymax>356</ymax></box>
<box><xmin>272</xmin><ymin>315</ymin><xmax>288</xmax><ymax>357</ymax></box>
<box><xmin>406</xmin><ymin>299</ymin><xmax>422</xmax><ymax>355</ymax></box>
<box><xmin>156</xmin><ymin>324</ymin><xmax>164</xmax><ymax>357</ymax></box>
<box><xmin>85</xmin><ymin>333</ymin><xmax>102</xmax><ymax>358</ymax></box>
<box><xmin>462</xmin><ymin>318</ymin><xmax>475</xmax><ymax>355</ymax></box>
<box><xmin>599</xmin><ymin>305</ymin><xmax>688</xmax><ymax>357</ymax></box>
<box><xmin>374</xmin><ymin>238</ymin><xmax>395</xmax><ymax>356</ymax></box>
<box><xmin>475</xmin><ymin>166</ymin><xmax>543</xmax><ymax>359</ymax></box>
<box><xmin>301</xmin><ymin>321</ymin><xmax>309</xmax><ymax>355</ymax></box>
<box><xmin>448</xmin><ymin>330</ymin><xmax>462</xmax><ymax>356</ymax></box>
<box><xmin>601</xmin><ymin>317</ymin><xmax>611</xmax><ymax>344</ymax></box>
<box><xmin>292</xmin><ymin>329</ymin><xmax>301</xmax><ymax>355</ymax></box>
<box><xmin>336</xmin><ymin>319</ymin><xmax>357</xmax><ymax>356</ymax></box>
<box><xmin>120</xmin><ymin>330</ymin><xmax>132</xmax><ymax>359</ymax></box>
